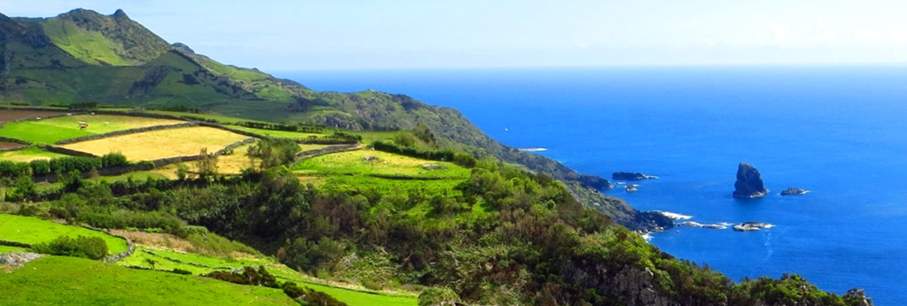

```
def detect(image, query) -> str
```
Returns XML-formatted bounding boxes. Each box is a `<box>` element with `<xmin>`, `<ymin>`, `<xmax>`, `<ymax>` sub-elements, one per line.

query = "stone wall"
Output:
<box><xmin>56</xmin><ymin>122</ymin><xmax>198</xmax><ymax>145</ymax></box>
<box><xmin>43</xmin><ymin>145</ymin><xmax>99</xmax><ymax>157</ymax></box>
<box><xmin>294</xmin><ymin>144</ymin><xmax>361</xmax><ymax>163</ymax></box>
<box><xmin>0</xmin><ymin>239</ymin><xmax>32</xmax><ymax>248</ymax></box>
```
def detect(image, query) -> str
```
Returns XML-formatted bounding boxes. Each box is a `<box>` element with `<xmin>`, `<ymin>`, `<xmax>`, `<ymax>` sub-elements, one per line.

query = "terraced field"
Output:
<box><xmin>0</xmin><ymin>109</ymin><xmax>63</xmax><ymax>122</ymax></box>
<box><xmin>0</xmin><ymin>256</ymin><xmax>297</xmax><ymax>306</ymax></box>
<box><xmin>0</xmin><ymin>147</ymin><xmax>69</xmax><ymax>162</ymax></box>
<box><xmin>0</xmin><ymin>113</ymin><xmax>184</xmax><ymax>143</ymax></box>
<box><xmin>0</xmin><ymin>214</ymin><xmax>129</xmax><ymax>254</ymax></box>
<box><xmin>60</xmin><ymin>126</ymin><xmax>250</xmax><ymax>161</ymax></box>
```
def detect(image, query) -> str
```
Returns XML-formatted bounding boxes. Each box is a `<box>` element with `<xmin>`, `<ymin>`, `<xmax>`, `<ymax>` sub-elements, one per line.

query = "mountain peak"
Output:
<box><xmin>113</xmin><ymin>9</ymin><xmax>129</xmax><ymax>20</ymax></box>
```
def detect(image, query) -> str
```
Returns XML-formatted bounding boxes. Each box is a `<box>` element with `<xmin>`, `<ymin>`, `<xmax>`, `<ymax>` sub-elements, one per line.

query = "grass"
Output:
<box><xmin>0</xmin><ymin>256</ymin><xmax>297</xmax><ymax>305</ymax></box>
<box><xmin>211</xmin><ymin>144</ymin><xmax>255</xmax><ymax>175</ymax></box>
<box><xmin>60</xmin><ymin>126</ymin><xmax>251</xmax><ymax>161</ymax></box>
<box><xmin>0</xmin><ymin>147</ymin><xmax>69</xmax><ymax>162</ymax></box>
<box><xmin>231</xmin><ymin>126</ymin><xmax>323</xmax><ymax>139</ymax></box>
<box><xmin>118</xmin><ymin>246</ymin><xmax>268</xmax><ymax>275</ymax></box>
<box><xmin>0</xmin><ymin>114</ymin><xmax>183</xmax><ymax>144</ymax></box>
<box><xmin>0</xmin><ymin>214</ymin><xmax>129</xmax><ymax>254</ymax></box>
<box><xmin>0</xmin><ymin>245</ymin><xmax>25</xmax><ymax>253</ymax></box>
<box><xmin>41</xmin><ymin>18</ymin><xmax>131</xmax><ymax>66</ymax></box>
<box><xmin>293</xmin><ymin>150</ymin><xmax>469</xmax><ymax>179</ymax></box>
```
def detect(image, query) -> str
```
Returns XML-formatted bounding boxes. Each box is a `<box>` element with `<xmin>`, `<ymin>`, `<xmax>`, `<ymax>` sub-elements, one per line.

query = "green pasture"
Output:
<box><xmin>0</xmin><ymin>256</ymin><xmax>297</xmax><ymax>306</ymax></box>
<box><xmin>0</xmin><ymin>214</ymin><xmax>129</xmax><ymax>254</ymax></box>
<box><xmin>293</xmin><ymin>150</ymin><xmax>469</xmax><ymax>180</ymax></box>
<box><xmin>0</xmin><ymin>114</ymin><xmax>183</xmax><ymax>144</ymax></box>
<box><xmin>0</xmin><ymin>245</ymin><xmax>25</xmax><ymax>253</ymax></box>
<box><xmin>231</xmin><ymin>125</ymin><xmax>323</xmax><ymax>139</ymax></box>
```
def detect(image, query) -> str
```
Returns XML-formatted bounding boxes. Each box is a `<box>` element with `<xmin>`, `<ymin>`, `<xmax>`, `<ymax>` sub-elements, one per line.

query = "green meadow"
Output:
<box><xmin>0</xmin><ymin>214</ymin><xmax>129</xmax><ymax>254</ymax></box>
<box><xmin>0</xmin><ymin>256</ymin><xmax>297</xmax><ymax>306</ymax></box>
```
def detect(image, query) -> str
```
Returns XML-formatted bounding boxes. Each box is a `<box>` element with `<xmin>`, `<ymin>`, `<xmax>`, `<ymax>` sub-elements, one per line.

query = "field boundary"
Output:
<box><xmin>56</xmin><ymin>122</ymin><xmax>198</xmax><ymax>145</ymax></box>
<box><xmin>43</xmin><ymin>145</ymin><xmax>99</xmax><ymax>157</ymax></box>
<box><xmin>293</xmin><ymin>144</ymin><xmax>362</xmax><ymax>164</ymax></box>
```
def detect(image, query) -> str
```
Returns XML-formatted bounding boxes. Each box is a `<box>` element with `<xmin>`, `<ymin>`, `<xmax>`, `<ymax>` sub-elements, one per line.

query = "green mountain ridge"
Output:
<box><xmin>0</xmin><ymin>8</ymin><xmax>666</xmax><ymax>230</ymax></box>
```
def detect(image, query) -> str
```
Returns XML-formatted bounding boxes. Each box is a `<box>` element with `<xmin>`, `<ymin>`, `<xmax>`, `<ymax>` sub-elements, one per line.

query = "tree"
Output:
<box><xmin>246</xmin><ymin>139</ymin><xmax>300</xmax><ymax>170</ymax></box>
<box><xmin>195</xmin><ymin>148</ymin><xmax>218</xmax><ymax>181</ymax></box>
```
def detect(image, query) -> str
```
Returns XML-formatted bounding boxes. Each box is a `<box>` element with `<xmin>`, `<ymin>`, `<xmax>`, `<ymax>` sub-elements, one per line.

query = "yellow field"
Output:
<box><xmin>213</xmin><ymin>144</ymin><xmax>256</xmax><ymax>174</ymax></box>
<box><xmin>0</xmin><ymin>147</ymin><xmax>69</xmax><ymax>162</ymax></box>
<box><xmin>60</xmin><ymin>126</ymin><xmax>250</xmax><ymax>161</ymax></box>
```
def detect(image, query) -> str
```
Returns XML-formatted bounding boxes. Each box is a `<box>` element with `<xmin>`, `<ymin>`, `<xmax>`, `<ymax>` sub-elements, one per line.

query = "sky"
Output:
<box><xmin>2</xmin><ymin>0</ymin><xmax>907</xmax><ymax>71</ymax></box>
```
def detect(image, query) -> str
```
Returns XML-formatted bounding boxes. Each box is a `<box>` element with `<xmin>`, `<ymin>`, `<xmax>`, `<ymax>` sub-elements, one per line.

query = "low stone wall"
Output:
<box><xmin>0</xmin><ymin>136</ymin><xmax>32</xmax><ymax>153</ymax></box>
<box><xmin>0</xmin><ymin>145</ymin><xmax>28</xmax><ymax>153</ymax></box>
<box><xmin>0</xmin><ymin>239</ymin><xmax>32</xmax><ymax>248</ymax></box>
<box><xmin>56</xmin><ymin>122</ymin><xmax>198</xmax><ymax>145</ymax></box>
<box><xmin>43</xmin><ymin>145</ymin><xmax>98</xmax><ymax>157</ymax></box>
<box><xmin>197</xmin><ymin>122</ymin><xmax>272</xmax><ymax>139</ymax></box>
<box><xmin>294</xmin><ymin>144</ymin><xmax>361</xmax><ymax>163</ymax></box>
<box><xmin>213</xmin><ymin>138</ymin><xmax>256</xmax><ymax>157</ymax></box>
<box><xmin>78</xmin><ymin>225</ymin><xmax>136</xmax><ymax>263</ymax></box>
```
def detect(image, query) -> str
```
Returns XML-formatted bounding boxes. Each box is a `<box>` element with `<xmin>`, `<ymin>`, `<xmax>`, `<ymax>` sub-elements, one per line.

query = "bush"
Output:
<box><xmin>30</xmin><ymin>235</ymin><xmax>108</xmax><ymax>260</ymax></box>
<box><xmin>418</xmin><ymin>287</ymin><xmax>461</xmax><ymax>306</ymax></box>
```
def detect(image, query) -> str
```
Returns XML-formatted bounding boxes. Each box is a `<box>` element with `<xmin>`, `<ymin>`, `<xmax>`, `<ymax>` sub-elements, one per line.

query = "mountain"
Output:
<box><xmin>0</xmin><ymin>8</ymin><xmax>665</xmax><ymax>230</ymax></box>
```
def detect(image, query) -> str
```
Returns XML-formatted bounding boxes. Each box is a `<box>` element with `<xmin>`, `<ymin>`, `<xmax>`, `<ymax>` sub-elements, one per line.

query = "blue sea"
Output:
<box><xmin>278</xmin><ymin>66</ymin><xmax>907</xmax><ymax>305</ymax></box>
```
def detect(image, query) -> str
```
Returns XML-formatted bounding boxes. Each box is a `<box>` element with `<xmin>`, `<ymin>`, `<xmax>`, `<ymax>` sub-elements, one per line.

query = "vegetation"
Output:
<box><xmin>0</xmin><ymin>214</ymin><xmax>129</xmax><ymax>254</ymax></box>
<box><xmin>30</xmin><ymin>235</ymin><xmax>108</xmax><ymax>260</ymax></box>
<box><xmin>0</xmin><ymin>256</ymin><xmax>297</xmax><ymax>306</ymax></box>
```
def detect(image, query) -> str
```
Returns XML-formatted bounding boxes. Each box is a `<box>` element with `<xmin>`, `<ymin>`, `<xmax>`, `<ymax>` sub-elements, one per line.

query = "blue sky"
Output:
<box><xmin>2</xmin><ymin>1</ymin><xmax>906</xmax><ymax>70</ymax></box>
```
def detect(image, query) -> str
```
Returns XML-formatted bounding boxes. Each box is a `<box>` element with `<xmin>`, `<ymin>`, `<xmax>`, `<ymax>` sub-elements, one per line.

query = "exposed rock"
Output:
<box><xmin>0</xmin><ymin>252</ymin><xmax>43</xmax><ymax>271</ymax></box>
<box><xmin>733</xmin><ymin>162</ymin><xmax>768</xmax><ymax>198</ymax></box>
<box><xmin>613</xmin><ymin>171</ymin><xmax>658</xmax><ymax>180</ymax></box>
<box><xmin>732</xmin><ymin>222</ymin><xmax>773</xmax><ymax>232</ymax></box>
<box><xmin>780</xmin><ymin>187</ymin><xmax>809</xmax><ymax>196</ymax></box>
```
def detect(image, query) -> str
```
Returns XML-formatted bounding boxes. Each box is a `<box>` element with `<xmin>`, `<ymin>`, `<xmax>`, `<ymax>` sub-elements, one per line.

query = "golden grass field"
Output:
<box><xmin>60</xmin><ymin>126</ymin><xmax>250</xmax><ymax>161</ymax></box>
<box><xmin>0</xmin><ymin>147</ymin><xmax>69</xmax><ymax>162</ymax></box>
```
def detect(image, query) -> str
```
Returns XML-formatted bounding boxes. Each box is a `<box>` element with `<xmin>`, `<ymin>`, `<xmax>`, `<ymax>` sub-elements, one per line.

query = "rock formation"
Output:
<box><xmin>612</xmin><ymin>172</ymin><xmax>658</xmax><ymax>180</ymax></box>
<box><xmin>780</xmin><ymin>188</ymin><xmax>809</xmax><ymax>196</ymax></box>
<box><xmin>733</xmin><ymin>162</ymin><xmax>768</xmax><ymax>198</ymax></box>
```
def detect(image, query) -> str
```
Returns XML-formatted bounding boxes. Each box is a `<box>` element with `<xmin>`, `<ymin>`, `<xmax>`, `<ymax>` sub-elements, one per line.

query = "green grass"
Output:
<box><xmin>41</xmin><ymin>18</ymin><xmax>131</xmax><ymax>66</ymax></box>
<box><xmin>116</xmin><ymin>246</ymin><xmax>419</xmax><ymax>305</ymax></box>
<box><xmin>231</xmin><ymin>126</ymin><xmax>323</xmax><ymax>139</ymax></box>
<box><xmin>0</xmin><ymin>256</ymin><xmax>297</xmax><ymax>305</ymax></box>
<box><xmin>0</xmin><ymin>245</ymin><xmax>25</xmax><ymax>253</ymax></box>
<box><xmin>0</xmin><ymin>114</ymin><xmax>183</xmax><ymax>144</ymax></box>
<box><xmin>0</xmin><ymin>146</ymin><xmax>69</xmax><ymax>162</ymax></box>
<box><xmin>293</xmin><ymin>150</ymin><xmax>469</xmax><ymax>179</ymax></box>
<box><xmin>0</xmin><ymin>121</ymin><xmax>90</xmax><ymax>144</ymax></box>
<box><xmin>0</xmin><ymin>214</ymin><xmax>129</xmax><ymax>254</ymax></box>
<box><xmin>118</xmin><ymin>246</ymin><xmax>268</xmax><ymax>275</ymax></box>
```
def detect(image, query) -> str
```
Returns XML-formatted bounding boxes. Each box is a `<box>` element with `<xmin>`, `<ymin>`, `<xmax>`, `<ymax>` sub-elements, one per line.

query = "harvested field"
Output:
<box><xmin>0</xmin><ymin>147</ymin><xmax>68</xmax><ymax>162</ymax></box>
<box><xmin>60</xmin><ymin>126</ymin><xmax>250</xmax><ymax>161</ymax></box>
<box><xmin>0</xmin><ymin>141</ymin><xmax>24</xmax><ymax>149</ymax></box>
<box><xmin>214</xmin><ymin>144</ymin><xmax>255</xmax><ymax>174</ymax></box>
<box><xmin>0</xmin><ymin>109</ymin><xmax>63</xmax><ymax>123</ymax></box>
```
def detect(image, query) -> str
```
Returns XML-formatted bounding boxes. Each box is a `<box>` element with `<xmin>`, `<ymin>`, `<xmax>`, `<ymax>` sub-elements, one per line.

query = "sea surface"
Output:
<box><xmin>278</xmin><ymin>66</ymin><xmax>907</xmax><ymax>305</ymax></box>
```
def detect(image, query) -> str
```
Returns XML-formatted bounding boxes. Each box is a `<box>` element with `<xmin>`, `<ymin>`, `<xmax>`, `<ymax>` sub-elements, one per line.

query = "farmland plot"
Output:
<box><xmin>60</xmin><ymin>126</ymin><xmax>250</xmax><ymax>161</ymax></box>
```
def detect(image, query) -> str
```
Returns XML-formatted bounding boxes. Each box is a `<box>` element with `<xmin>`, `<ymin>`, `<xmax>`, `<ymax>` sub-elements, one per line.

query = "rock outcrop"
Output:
<box><xmin>0</xmin><ymin>252</ymin><xmax>43</xmax><ymax>270</ymax></box>
<box><xmin>733</xmin><ymin>162</ymin><xmax>768</xmax><ymax>198</ymax></box>
<box><xmin>613</xmin><ymin>172</ymin><xmax>658</xmax><ymax>180</ymax></box>
<box><xmin>732</xmin><ymin>222</ymin><xmax>773</xmax><ymax>232</ymax></box>
<box><xmin>780</xmin><ymin>188</ymin><xmax>809</xmax><ymax>196</ymax></box>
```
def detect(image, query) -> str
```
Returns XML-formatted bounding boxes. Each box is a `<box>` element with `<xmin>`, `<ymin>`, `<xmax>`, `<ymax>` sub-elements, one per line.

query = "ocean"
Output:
<box><xmin>277</xmin><ymin>66</ymin><xmax>907</xmax><ymax>305</ymax></box>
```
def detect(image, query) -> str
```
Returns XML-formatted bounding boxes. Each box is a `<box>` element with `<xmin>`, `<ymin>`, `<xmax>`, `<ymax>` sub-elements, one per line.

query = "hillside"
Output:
<box><xmin>0</xmin><ymin>8</ymin><xmax>665</xmax><ymax>230</ymax></box>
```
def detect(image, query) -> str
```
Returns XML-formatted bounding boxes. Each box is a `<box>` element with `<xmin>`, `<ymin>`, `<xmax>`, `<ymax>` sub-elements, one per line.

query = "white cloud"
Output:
<box><xmin>854</xmin><ymin>30</ymin><xmax>884</xmax><ymax>43</ymax></box>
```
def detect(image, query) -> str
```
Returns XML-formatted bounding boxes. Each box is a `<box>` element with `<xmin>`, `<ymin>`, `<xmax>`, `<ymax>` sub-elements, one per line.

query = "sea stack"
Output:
<box><xmin>733</xmin><ymin>162</ymin><xmax>768</xmax><ymax>198</ymax></box>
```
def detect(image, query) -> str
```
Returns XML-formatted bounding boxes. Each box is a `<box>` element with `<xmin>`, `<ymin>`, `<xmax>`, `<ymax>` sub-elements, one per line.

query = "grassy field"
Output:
<box><xmin>118</xmin><ymin>246</ymin><xmax>268</xmax><ymax>275</ymax></box>
<box><xmin>0</xmin><ymin>214</ymin><xmax>129</xmax><ymax>254</ymax></box>
<box><xmin>0</xmin><ymin>256</ymin><xmax>297</xmax><ymax>306</ymax></box>
<box><xmin>212</xmin><ymin>144</ymin><xmax>255</xmax><ymax>174</ymax></box>
<box><xmin>60</xmin><ymin>126</ymin><xmax>250</xmax><ymax>161</ymax></box>
<box><xmin>0</xmin><ymin>114</ymin><xmax>183</xmax><ymax>144</ymax></box>
<box><xmin>231</xmin><ymin>126</ymin><xmax>323</xmax><ymax>139</ymax></box>
<box><xmin>293</xmin><ymin>150</ymin><xmax>469</xmax><ymax>179</ymax></box>
<box><xmin>0</xmin><ymin>147</ymin><xmax>69</xmax><ymax>162</ymax></box>
<box><xmin>0</xmin><ymin>245</ymin><xmax>25</xmax><ymax>253</ymax></box>
<box><xmin>0</xmin><ymin>109</ymin><xmax>64</xmax><ymax>122</ymax></box>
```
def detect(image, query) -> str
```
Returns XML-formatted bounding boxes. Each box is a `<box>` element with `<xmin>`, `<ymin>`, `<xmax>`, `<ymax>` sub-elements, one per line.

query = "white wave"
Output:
<box><xmin>652</xmin><ymin>211</ymin><xmax>693</xmax><ymax>220</ymax></box>
<box><xmin>518</xmin><ymin>148</ymin><xmax>548</xmax><ymax>152</ymax></box>
<box><xmin>641</xmin><ymin>233</ymin><xmax>653</xmax><ymax>242</ymax></box>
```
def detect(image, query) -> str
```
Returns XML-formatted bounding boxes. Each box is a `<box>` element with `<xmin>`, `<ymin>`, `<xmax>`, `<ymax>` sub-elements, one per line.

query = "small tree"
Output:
<box><xmin>195</xmin><ymin>148</ymin><xmax>218</xmax><ymax>181</ymax></box>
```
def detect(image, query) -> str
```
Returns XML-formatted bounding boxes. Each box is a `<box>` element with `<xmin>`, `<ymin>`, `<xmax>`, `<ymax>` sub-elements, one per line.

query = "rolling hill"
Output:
<box><xmin>0</xmin><ymin>8</ymin><xmax>667</xmax><ymax>231</ymax></box>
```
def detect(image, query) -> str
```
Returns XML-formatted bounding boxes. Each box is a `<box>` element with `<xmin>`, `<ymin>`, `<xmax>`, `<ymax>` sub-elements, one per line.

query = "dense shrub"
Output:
<box><xmin>0</xmin><ymin>160</ymin><xmax>31</xmax><ymax>179</ymax></box>
<box><xmin>372</xmin><ymin>140</ymin><xmax>456</xmax><ymax>162</ymax></box>
<box><xmin>30</xmin><ymin>235</ymin><xmax>108</xmax><ymax>260</ymax></box>
<box><xmin>281</xmin><ymin>282</ymin><xmax>349</xmax><ymax>306</ymax></box>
